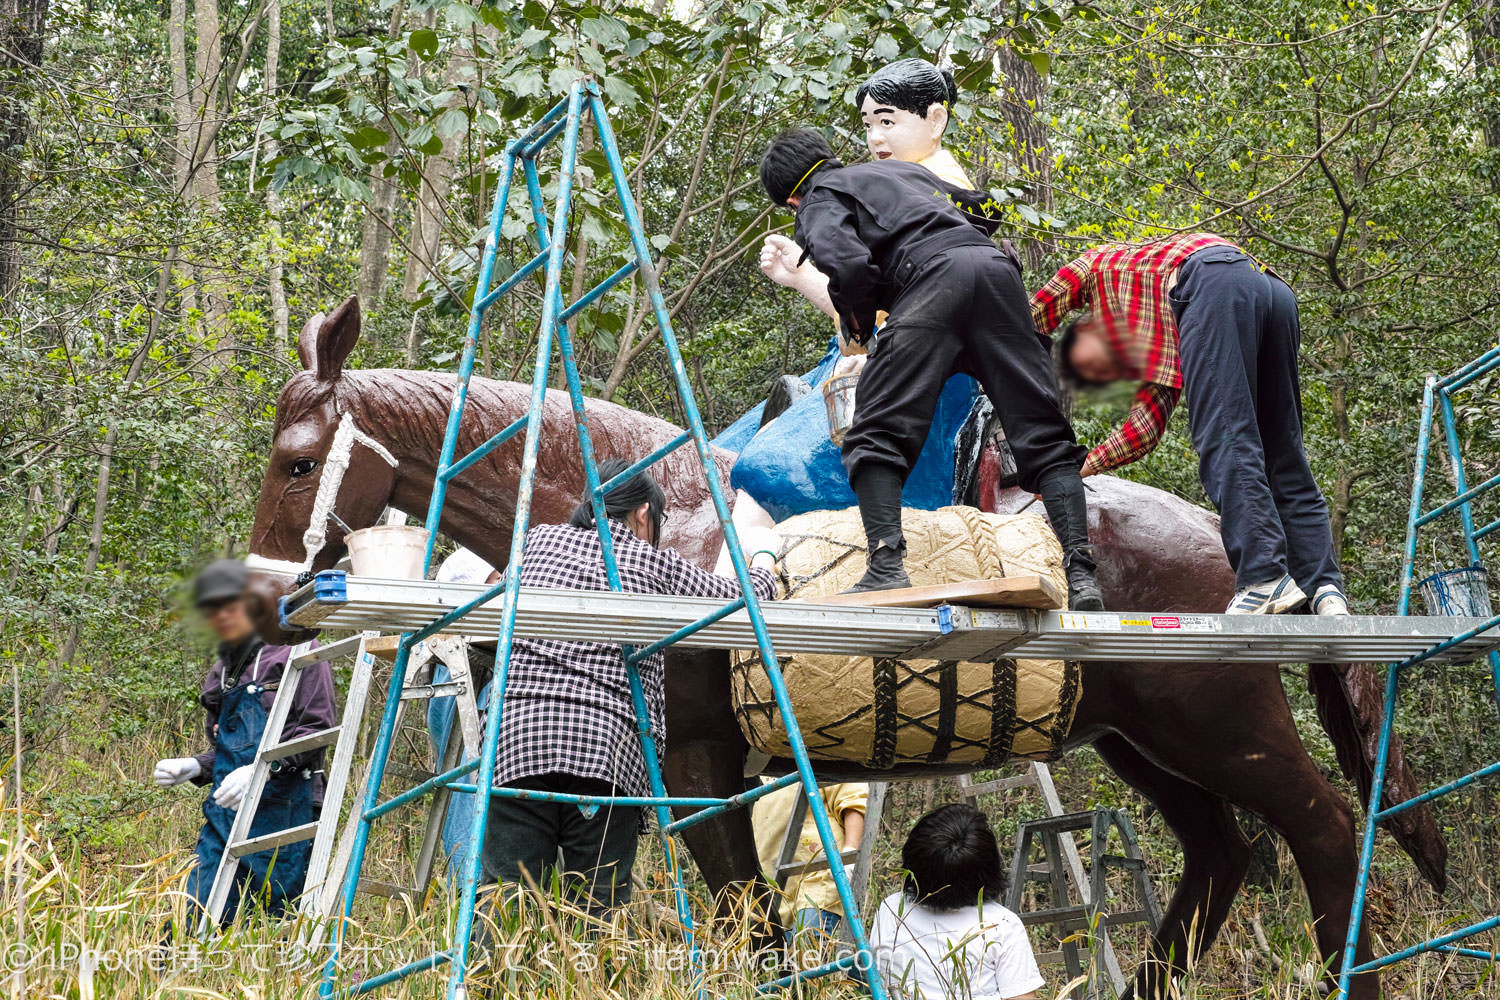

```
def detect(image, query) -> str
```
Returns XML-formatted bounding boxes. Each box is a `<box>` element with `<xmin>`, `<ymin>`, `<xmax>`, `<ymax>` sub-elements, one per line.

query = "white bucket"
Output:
<box><xmin>346</xmin><ymin>525</ymin><xmax>431</xmax><ymax>579</ymax></box>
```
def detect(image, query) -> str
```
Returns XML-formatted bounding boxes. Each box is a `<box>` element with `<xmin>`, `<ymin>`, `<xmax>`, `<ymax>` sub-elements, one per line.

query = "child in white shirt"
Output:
<box><xmin>869</xmin><ymin>803</ymin><xmax>1043</xmax><ymax>1000</ymax></box>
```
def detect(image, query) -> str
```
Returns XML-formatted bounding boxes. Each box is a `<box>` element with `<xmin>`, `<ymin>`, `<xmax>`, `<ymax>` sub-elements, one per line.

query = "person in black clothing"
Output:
<box><xmin>758</xmin><ymin>129</ymin><xmax>1103</xmax><ymax>609</ymax></box>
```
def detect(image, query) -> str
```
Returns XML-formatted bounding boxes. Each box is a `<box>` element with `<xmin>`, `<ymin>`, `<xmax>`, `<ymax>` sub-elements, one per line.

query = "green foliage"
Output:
<box><xmin>5</xmin><ymin>2</ymin><xmax>1500</xmax><ymax>992</ymax></box>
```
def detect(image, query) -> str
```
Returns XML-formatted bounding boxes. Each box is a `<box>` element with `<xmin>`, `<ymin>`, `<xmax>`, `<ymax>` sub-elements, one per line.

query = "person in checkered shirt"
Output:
<box><xmin>476</xmin><ymin>458</ymin><xmax>779</xmax><ymax>925</ymax></box>
<box><xmin>1034</xmin><ymin>233</ymin><xmax>1349</xmax><ymax>616</ymax></box>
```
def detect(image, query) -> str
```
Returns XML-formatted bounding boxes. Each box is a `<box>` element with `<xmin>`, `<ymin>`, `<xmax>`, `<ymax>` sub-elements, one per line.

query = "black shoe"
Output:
<box><xmin>844</xmin><ymin>537</ymin><xmax>911</xmax><ymax>593</ymax></box>
<box><xmin>1038</xmin><ymin>470</ymin><xmax>1106</xmax><ymax>612</ymax></box>
<box><xmin>1065</xmin><ymin>550</ymin><xmax>1105</xmax><ymax>611</ymax></box>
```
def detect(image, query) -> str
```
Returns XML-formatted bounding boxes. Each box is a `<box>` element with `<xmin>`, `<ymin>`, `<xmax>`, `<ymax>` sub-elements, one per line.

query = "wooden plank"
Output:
<box><xmin>776</xmin><ymin>848</ymin><xmax>860</xmax><ymax>880</ymax></box>
<box><xmin>802</xmin><ymin>575</ymin><xmax>1064</xmax><ymax>611</ymax></box>
<box><xmin>960</xmin><ymin>772</ymin><xmax>1038</xmax><ymax>798</ymax></box>
<box><xmin>365</xmin><ymin>634</ymin><xmax>404</xmax><ymax>660</ymax></box>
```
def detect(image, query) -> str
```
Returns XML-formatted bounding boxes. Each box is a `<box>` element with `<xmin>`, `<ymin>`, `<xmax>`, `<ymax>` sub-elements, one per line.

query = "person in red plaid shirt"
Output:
<box><xmin>1033</xmin><ymin>233</ymin><xmax>1349</xmax><ymax>616</ymax></box>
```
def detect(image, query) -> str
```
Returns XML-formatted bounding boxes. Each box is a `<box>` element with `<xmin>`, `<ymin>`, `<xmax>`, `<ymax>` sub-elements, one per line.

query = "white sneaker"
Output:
<box><xmin>1312</xmin><ymin>585</ymin><xmax>1351</xmax><ymax>616</ymax></box>
<box><xmin>1226</xmin><ymin>574</ymin><xmax>1308</xmax><ymax>615</ymax></box>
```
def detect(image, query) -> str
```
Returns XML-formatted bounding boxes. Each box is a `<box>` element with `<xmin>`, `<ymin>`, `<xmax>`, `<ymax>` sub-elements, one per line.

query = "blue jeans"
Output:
<box><xmin>1172</xmin><ymin>245</ymin><xmax>1343</xmax><ymax>592</ymax></box>
<box><xmin>787</xmin><ymin>907</ymin><xmax>842</xmax><ymax>944</ymax></box>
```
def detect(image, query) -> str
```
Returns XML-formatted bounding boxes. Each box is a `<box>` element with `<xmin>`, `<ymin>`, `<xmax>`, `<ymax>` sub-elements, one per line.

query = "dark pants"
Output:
<box><xmin>841</xmin><ymin>244</ymin><xmax>1086</xmax><ymax>494</ymax></box>
<box><xmin>186</xmin><ymin>682</ymin><xmax>313</xmax><ymax>929</ymax></box>
<box><xmin>1172</xmin><ymin>245</ymin><xmax>1343</xmax><ymax>592</ymax></box>
<box><xmin>479</xmin><ymin>772</ymin><xmax>640</xmax><ymax>917</ymax></box>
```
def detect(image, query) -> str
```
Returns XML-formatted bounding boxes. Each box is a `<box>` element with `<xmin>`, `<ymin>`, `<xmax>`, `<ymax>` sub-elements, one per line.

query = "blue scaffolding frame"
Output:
<box><xmin>316</xmin><ymin>81</ymin><xmax>887</xmax><ymax>1000</ymax></box>
<box><xmin>1337</xmin><ymin>346</ymin><xmax>1500</xmax><ymax>994</ymax></box>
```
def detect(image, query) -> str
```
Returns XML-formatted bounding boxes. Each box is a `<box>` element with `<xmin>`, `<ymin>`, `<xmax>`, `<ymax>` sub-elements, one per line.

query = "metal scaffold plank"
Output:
<box><xmin>281</xmin><ymin>573</ymin><xmax>1500</xmax><ymax>665</ymax></box>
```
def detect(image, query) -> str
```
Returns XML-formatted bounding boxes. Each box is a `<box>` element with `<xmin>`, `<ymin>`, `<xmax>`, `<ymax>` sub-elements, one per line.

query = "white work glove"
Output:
<box><xmin>759</xmin><ymin>234</ymin><xmax>811</xmax><ymax>289</ymax></box>
<box><xmin>737</xmin><ymin>525</ymin><xmax>784</xmax><ymax>569</ymax></box>
<box><xmin>832</xmin><ymin>354</ymin><xmax>867</xmax><ymax>378</ymax></box>
<box><xmin>153</xmin><ymin>757</ymin><xmax>202</xmax><ymax>787</ymax></box>
<box><xmin>212</xmin><ymin>764</ymin><xmax>255</xmax><ymax>811</ymax></box>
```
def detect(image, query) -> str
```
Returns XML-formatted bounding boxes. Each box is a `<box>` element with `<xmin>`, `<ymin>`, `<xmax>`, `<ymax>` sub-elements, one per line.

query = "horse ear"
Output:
<box><xmin>297</xmin><ymin>311</ymin><xmax>325</xmax><ymax>372</ymax></box>
<box><xmin>298</xmin><ymin>297</ymin><xmax>362</xmax><ymax>381</ymax></box>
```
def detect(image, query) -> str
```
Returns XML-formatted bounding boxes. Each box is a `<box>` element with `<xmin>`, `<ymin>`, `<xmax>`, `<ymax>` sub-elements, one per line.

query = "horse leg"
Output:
<box><xmin>1092</xmin><ymin>734</ymin><xmax>1250</xmax><ymax>998</ymax></box>
<box><xmin>662</xmin><ymin>648</ymin><xmax>782</xmax><ymax>948</ymax></box>
<box><xmin>1089</xmin><ymin>664</ymin><xmax>1377</xmax><ymax>998</ymax></box>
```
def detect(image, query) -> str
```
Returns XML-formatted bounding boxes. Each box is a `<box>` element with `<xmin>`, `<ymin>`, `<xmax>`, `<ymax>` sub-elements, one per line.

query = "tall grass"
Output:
<box><xmin>4</xmin><ymin>673</ymin><xmax>1497</xmax><ymax>1000</ymax></box>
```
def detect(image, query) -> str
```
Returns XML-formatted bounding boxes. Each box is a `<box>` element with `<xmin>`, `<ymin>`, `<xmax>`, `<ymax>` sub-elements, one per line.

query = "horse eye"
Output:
<box><xmin>290</xmin><ymin>458</ymin><xmax>318</xmax><ymax>477</ymax></box>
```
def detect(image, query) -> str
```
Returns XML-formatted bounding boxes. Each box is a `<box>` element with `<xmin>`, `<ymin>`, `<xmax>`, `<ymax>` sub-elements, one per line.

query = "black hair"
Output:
<box><xmin>1055</xmin><ymin>314</ymin><xmax>1118</xmax><ymax>390</ymax></box>
<box><xmin>855</xmin><ymin>58</ymin><xmax>959</xmax><ymax>121</ymax></box>
<box><xmin>759</xmin><ymin>128</ymin><xmax>843</xmax><ymax>206</ymax></box>
<box><xmin>901</xmin><ymin>803</ymin><xmax>1008</xmax><ymax>911</ymax></box>
<box><xmin>569</xmin><ymin>458</ymin><xmax>666</xmax><ymax>545</ymax></box>
<box><xmin>1054</xmin><ymin>316</ymin><xmax>1084</xmax><ymax>389</ymax></box>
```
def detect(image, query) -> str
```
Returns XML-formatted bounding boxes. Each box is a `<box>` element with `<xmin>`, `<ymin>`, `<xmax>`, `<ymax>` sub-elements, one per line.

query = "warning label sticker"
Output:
<box><xmin>1056</xmin><ymin>613</ymin><xmax>1223</xmax><ymax>633</ymax></box>
<box><xmin>1057</xmin><ymin>613</ymin><xmax>1123</xmax><ymax>631</ymax></box>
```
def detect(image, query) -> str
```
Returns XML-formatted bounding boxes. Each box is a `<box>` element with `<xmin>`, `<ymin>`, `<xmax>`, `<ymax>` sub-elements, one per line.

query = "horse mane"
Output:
<box><xmin>275</xmin><ymin>368</ymin><xmax>526</xmax><ymax>449</ymax></box>
<box><xmin>275</xmin><ymin>367</ymin><xmax>696</xmax><ymax>464</ymax></box>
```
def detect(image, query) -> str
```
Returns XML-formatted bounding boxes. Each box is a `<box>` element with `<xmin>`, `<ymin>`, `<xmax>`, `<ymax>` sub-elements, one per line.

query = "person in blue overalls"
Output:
<box><xmin>153</xmin><ymin>558</ymin><xmax>337</xmax><ymax>926</ymax></box>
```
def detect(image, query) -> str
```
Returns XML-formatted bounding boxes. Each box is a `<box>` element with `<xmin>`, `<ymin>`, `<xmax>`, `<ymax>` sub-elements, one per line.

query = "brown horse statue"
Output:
<box><xmin>246</xmin><ymin>299</ymin><xmax>1444</xmax><ymax>998</ymax></box>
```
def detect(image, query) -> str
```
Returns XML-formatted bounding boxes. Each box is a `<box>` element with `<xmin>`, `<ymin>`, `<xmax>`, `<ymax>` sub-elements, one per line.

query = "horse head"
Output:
<box><xmin>246</xmin><ymin>297</ymin><xmax>400</xmax><ymax>642</ymax></box>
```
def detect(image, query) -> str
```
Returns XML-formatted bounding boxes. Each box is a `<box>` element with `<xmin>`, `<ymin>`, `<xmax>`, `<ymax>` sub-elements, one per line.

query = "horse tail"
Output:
<box><xmin>1308</xmin><ymin>662</ymin><xmax>1448</xmax><ymax>893</ymax></box>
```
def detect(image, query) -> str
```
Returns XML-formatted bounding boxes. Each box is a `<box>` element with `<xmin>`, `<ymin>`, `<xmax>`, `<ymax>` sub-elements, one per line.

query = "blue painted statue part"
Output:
<box><xmin>714</xmin><ymin>340</ymin><xmax>977</xmax><ymax>521</ymax></box>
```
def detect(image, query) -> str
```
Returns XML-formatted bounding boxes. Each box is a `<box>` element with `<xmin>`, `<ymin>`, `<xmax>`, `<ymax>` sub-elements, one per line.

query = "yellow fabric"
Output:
<box><xmin>753</xmin><ymin>781</ymin><xmax>869</xmax><ymax>924</ymax></box>
<box><xmin>919</xmin><ymin>147</ymin><xmax>976</xmax><ymax>188</ymax></box>
<box><xmin>732</xmin><ymin>506</ymin><xmax>1081</xmax><ymax>767</ymax></box>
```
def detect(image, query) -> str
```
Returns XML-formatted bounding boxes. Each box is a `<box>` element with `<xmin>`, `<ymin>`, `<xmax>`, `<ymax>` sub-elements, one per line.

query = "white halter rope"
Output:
<box><xmin>246</xmin><ymin>411</ymin><xmax>399</xmax><ymax>578</ymax></box>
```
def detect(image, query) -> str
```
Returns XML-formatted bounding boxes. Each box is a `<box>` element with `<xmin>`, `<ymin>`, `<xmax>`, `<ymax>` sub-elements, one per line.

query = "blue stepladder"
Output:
<box><xmin>317</xmin><ymin>79</ymin><xmax>888</xmax><ymax>1000</ymax></box>
<box><xmin>1337</xmin><ymin>346</ymin><xmax>1500</xmax><ymax>995</ymax></box>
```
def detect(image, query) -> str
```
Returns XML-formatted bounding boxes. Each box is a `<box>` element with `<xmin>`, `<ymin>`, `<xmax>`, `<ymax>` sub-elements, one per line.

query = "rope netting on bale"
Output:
<box><xmin>732</xmin><ymin>506</ymin><xmax>1082</xmax><ymax>768</ymax></box>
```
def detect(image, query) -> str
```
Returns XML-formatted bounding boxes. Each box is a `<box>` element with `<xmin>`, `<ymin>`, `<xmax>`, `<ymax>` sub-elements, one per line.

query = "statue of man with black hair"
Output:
<box><xmin>759</xmin><ymin>58</ymin><xmax>1004</xmax><ymax>340</ymax></box>
<box><xmin>757</xmin><ymin>129</ymin><xmax>1103</xmax><ymax>609</ymax></box>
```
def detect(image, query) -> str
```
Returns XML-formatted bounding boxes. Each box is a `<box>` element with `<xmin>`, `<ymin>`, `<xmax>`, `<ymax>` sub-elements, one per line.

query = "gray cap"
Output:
<box><xmin>194</xmin><ymin>558</ymin><xmax>248</xmax><ymax>607</ymax></box>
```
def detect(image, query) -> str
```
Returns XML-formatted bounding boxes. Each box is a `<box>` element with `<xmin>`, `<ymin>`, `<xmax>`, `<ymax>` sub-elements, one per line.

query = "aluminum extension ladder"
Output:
<box><xmin>196</xmin><ymin>632</ymin><xmax>365</xmax><ymax>932</ymax></box>
<box><xmin>198</xmin><ymin>631</ymin><xmax>484</xmax><ymax>935</ymax></box>
<box><xmin>1336</xmin><ymin>348</ymin><xmax>1500</xmax><ymax>994</ymax></box>
<box><xmin>958</xmin><ymin>763</ymin><xmax>1161</xmax><ymax>998</ymax></box>
<box><xmin>299</xmin><ymin>633</ymin><xmax>484</xmax><ymax>941</ymax></box>
<box><xmin>769</xmin><ymin>781</ymin><xmax>888</xmax><ymax>950</ymax></box>
<box><xmin>316</xmin><ymin>80</ymin><xmax>886</xmax><ymax>1000</ymax></box>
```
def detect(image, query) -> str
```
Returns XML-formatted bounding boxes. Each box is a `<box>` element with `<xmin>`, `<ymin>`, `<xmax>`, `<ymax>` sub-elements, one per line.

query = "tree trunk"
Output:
<box><xmin>402</xmin><ymin>21</ymin><xmax>462</xmax><ymax>302</ymax></box>
<box><xmin>1472</xmin><ymin>2</ymin><xmax>1500</xmax><ymax>196</ymax></box>
<box><xmin>0</xmin><ymin>0</ymin><xmax>48</xmax><ymax>312</ymax></box>
<box><xmin>1472</xmin><ymin>2</ymin><xmax>1500</xmax><ymax>148</ymax></box>
<box><xmin>263</xmin><ymin>0</ymin><xmax>288</xmax><ymax>347</ymax></box>
<box><xmin>994</xmin><ymin>46</ymin><xmax>1053</xmax><ymax>273</ymax></box>
<box><xmin>59</xmin><ymin>251</ymin><xmax>173</xmax><ymax>666</ymax></box>
<box><xmin>357</xmin><ymin>5</ymin><xmax>405</xmax><ymax>318</ymax></box>
<box><xmin>189</xmin><ymin>0</ymin><xmax>229</xmax><ymax>344</ymax></box>
<box><xmin>405</xmin><ymin>306</ymin><xmax>428</xmax><ymax>366</ymax></box>
<box><xmin>358</xmin><ymin>137</ymin><xmax>400</xmax><ymax>314</ymax></box>
<box><xmin>168</xmin><ymin>0</ymin><xmax>198</xmax><ymax>323</ymax></box>
<box><xmin>401</xmin><ymin>136</ymin><xmax>459</xmax><ymax>302</ymax></box>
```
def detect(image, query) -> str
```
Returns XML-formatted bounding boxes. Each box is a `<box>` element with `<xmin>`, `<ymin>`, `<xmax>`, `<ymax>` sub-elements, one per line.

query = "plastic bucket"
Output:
<box><xmin>822</xmin><ymin>374</ymin><xmax>859</xmax><ymax>447</ymax></box>
<box><xmin>346</xmin><ymin>525</ymin><xmax>431</xmax><ymax>579</ymax></box>
<box><xmin>1418</xmin><ymin>565</ymin><xmax>1493</xmax><ymax>618</ymax></box>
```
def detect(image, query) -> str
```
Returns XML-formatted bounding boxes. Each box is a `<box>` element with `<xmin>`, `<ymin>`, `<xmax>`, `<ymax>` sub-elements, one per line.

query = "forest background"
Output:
<box><xmin>3</xmin><ymin>0</ymin><xmax>1500</xmax><ymax>996</ymax></box>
